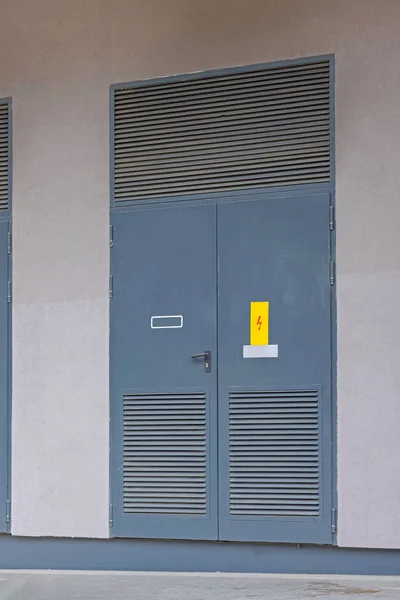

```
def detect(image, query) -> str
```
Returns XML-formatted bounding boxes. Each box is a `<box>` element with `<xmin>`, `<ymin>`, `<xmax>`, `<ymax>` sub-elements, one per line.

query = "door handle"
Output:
<box><xmin>191</xmin><ymin>350</ymin><xmax>211</xmax><ymax>373</ymax></box>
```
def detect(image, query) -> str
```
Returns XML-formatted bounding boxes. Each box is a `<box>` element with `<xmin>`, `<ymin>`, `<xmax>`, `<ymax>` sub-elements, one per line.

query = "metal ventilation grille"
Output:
<box><xmin>113</xmin><ymin>61</ymin><xmax>331</xmax><ymax>202</ymax></box>
<box><xmin>123</xmin><ymin>392</ymin><xmax>207</xmax><ymax>515</ymax></box>
<box><xmin>0</xmin><ymin>103</ymin><xmax>9</xmax><ymax>211</ymax></box>
<box><xmin>229</xmin><ymin>389</ymin><xmax>320</xmax><ymax>517</ymax></box>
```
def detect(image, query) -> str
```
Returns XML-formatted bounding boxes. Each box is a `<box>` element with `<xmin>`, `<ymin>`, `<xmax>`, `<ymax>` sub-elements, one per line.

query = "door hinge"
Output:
<box><xmin>331</xmin><ymin>508</ymin><xmax>337</xmax><ymax>534</ymax></box>
<box><xmin>6</xmin><ymin>499</ymin><xmax>10</xmax><ymax>524</ymax></box>
<box><xmin>109</xmin><ymin>276</ymin><xmax>113</xmax><ymax>299</ymax></box>
<box><xmin>7</xmin><ymin>280</ymin><xmax>11</xmax><ymax>303</ymax></box>
<box><xmin>109</xmin><ymin>503</ymin><xmax>113</xmax><ymax>528</ymax></box>
<box><xmin>7</xmin><ymin>231</ymin><xmax>11</xmax><ymax>254</ymax></box>
<box><xmin>329</xmin><ymin>261</ymin><xmax>336</xmax><ymax>286</ymax></box>
<box><xmin>329</xmin><ymin>205</ymin><xmax>335</xmax><ymax>231</ymax></box>
<box><xmin>109</xmin><ymin>225</ymin><xmax>114</xmax><ymax>248</ymax></box>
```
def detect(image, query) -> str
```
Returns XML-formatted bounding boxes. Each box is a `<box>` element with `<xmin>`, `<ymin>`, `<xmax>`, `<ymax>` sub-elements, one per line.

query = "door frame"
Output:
<box><xmin>109</xmin><ymin>53</ymin><xmax>337</xmax><ymax>542</ymax></box>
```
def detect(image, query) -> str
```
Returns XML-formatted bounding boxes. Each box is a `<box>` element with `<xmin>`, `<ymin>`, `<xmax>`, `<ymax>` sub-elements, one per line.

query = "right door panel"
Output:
<box><xmin>217</xmin><ymin>192</ymin><xmax>333</xmax><ymax>544</ymax></box>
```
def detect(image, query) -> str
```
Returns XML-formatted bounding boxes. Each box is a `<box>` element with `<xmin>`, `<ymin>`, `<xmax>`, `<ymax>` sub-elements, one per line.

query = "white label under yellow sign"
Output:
<box><xmin>250</xmin><ymin>301</ymin><xmax>269</xmax><ymax>346</ymax></box>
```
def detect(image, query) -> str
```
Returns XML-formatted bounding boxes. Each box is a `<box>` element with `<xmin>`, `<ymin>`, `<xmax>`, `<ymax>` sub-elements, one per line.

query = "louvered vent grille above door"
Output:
<box><xmin>229</xmin><ymin>389</ymin><xmax>320</xmax><ymax>517</ymax></box>
<box><xmin>0</xmin><ymin>103</ymin><xmax>9</xmax><ymax>211</ymax></box>
<box><xmin>113</xmin><ymin>60</ymin><xmax>331</xmax><ymax>202</ymax></box>
<box><xmin>123</xmin><ymin>392</ymin><xmax>207</xmax><ymax>515</ymax></box>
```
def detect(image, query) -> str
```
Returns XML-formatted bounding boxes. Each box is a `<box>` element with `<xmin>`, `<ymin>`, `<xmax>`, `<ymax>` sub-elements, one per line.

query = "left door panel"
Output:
<box><xmin>110</xmin><ymin>204</ymin><xmax>218</xmax><ymax>540</ymax></box>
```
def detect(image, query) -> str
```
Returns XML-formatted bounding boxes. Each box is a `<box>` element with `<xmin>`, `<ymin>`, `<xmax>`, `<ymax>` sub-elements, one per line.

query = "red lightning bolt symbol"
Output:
<box><xmin>257</xmin><ymin>315</ymin><xmax>262</xmax><ymax>330</ymax></box>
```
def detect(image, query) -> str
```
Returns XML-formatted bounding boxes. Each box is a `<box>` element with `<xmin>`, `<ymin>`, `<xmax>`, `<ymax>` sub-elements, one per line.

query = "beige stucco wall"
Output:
<box><xmin>0</xmin><ymin>0</ymin><xmax>400</xmax><ymax>547</ymax></box>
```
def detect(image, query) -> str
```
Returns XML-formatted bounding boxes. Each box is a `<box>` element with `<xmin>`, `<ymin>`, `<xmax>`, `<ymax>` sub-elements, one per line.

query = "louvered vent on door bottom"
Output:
<box><xmin>229</xmin><ymin>389</ymin><xmax>320</xmax><ymax>517</ymax></box>
<box><xmin>0</xmin><ymin>103</ymin><xmax>9</xmax><ymax>211</ymax></box>
<box><xmin>113</xmin><ymin>60</ymin><xmax>331</xmax><ymax>202</ymax></box>
<box><xmin>123</xmin><ymin>392</ymin><xmax>207</xmax><ymax>515</ymax></box>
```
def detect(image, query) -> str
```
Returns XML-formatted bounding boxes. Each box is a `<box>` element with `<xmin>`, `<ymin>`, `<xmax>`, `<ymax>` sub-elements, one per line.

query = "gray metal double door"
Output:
<box><xmin>110</xmin><ymin>192</ymin><xmax>333</xmax><ymax>544</ymax></box>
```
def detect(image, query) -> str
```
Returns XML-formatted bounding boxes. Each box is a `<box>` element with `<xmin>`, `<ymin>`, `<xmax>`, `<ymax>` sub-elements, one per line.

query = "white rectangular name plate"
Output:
<box><xmin>151</xmin><ymin>315</ymin><xmax>183</xmax><ymax>329</ymax></box>
<box><xmin>243</xmin><ymin>344</ymin><xmax>279</xmax><ymax>358</ymax></box>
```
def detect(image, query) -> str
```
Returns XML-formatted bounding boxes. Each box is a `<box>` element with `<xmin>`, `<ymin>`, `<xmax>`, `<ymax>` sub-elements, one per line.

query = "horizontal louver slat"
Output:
<box><xmin>113</xmin><ymin>61</ymin><xmax>331</xmax><ymax>201</ymax></box>
<box><xmin>123</xmin><ymin>392</ymin><xmax>207</xmax><ymax>515</ymax></box>
<box><xmin>0</xmin><ymin>103</ymin><xmax>9</xmax><ymax>210</ymax></box>
<box><xmin>229</xmin><ymin>389</ymin><xmax>320</xmax><ymax>518</ymax></box>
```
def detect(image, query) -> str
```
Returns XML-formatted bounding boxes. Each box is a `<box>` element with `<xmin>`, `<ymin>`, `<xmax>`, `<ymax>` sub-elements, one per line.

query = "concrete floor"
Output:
<box><xmin>0</xmin><ymin>572</ymin><xmax>400</xmax><ymax>599</ymax></box>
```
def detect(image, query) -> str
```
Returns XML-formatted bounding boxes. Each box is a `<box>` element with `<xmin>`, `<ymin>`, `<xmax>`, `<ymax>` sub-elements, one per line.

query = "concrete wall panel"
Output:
<box><xmin>0</xmin><ymin>0</ymin><xmax>399</xmax><ymax>546</ymax></box>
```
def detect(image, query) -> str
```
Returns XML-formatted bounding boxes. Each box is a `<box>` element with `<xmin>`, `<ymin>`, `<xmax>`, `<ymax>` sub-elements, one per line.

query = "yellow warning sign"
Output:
<box><xmin>250</xmin><ymin>302</ymin><xmax>269</xmax><ymax>346</ymax></box>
